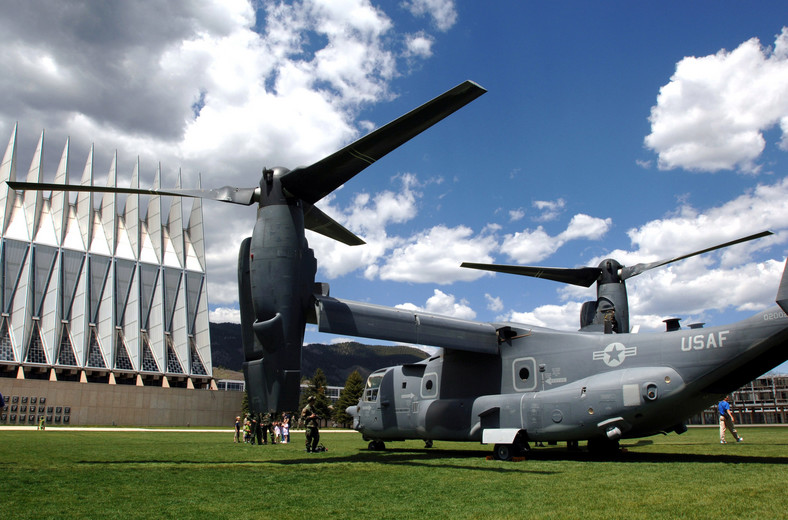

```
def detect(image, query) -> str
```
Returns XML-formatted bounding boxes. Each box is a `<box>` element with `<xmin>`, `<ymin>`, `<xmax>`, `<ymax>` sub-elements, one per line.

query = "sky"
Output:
<box><xmin>2</xmin><ymin>1</ymin><xmax>788</xmax><ymax>373</ymax></box>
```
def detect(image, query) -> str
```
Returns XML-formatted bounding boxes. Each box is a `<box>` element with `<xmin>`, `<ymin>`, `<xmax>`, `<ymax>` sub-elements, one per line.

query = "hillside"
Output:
<box><xmin>209</xmin><ymin>322</ymin><xmax>429</xmax><ymax>386</ymax></box>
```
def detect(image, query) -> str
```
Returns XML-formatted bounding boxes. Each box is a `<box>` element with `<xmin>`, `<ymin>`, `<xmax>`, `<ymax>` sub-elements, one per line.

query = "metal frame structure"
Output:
<box><xmin>0</xmin><ymin>125</ymin><xmax>211</xmax><ymax>388</ymax></box>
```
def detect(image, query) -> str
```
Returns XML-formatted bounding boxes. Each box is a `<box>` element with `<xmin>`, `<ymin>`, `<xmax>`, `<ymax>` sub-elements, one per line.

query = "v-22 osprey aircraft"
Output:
<box><xmin>10</xmin><ymin>81</ymin><xmax>788</xmax><ymax>460</ymax></box>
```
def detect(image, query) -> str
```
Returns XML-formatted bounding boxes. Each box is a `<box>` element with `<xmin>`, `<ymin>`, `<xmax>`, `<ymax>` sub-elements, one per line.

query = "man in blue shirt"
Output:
<box><xmin>718</xmin><ymin>396</ymin><xmax>743</xmax><ymax>444</ymax></box>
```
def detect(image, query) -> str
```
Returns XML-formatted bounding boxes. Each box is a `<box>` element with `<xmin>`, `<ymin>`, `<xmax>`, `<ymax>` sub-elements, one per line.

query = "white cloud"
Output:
<box><xmin>485</xmin><ymin>293</ymin><xmax>503</xmax><ymax>312</ymax></box>
<box><xmin>209</xmin><ymin>307</ymin><xmax>241</xmax><ymax>323</ymax></box>
<box><xmin>0</xmin><ymin>0</ymin><xmax>457</xmax><ymax>304</ymax></box>
<box><xmin>505</xmin><ymin>301</ymin><xmax>583</xmax><ymax>330</ymax></box>
<box><xmin>562</xmin><ymin>214</ymin><xmax>612</xmax><ymax>241</ymax></box>
<box><xmin>402</xmin><ymin>0</ymin><xmax>457</xmax><ymax>32</ymax></box>
<box><xmin>626</xmin><ymin>259</ymin><xmax>783</xmax><ymax>327</ymax></box>
<box><xmin>379</xmin><ymin>225</ymin><xmax>498</xmax><ymax>283</ymax></box>
<box><xmin>533</xmin><ymin>198</ymin><xmax>565</xmax><ymax>222</ymax></box>
<box><xmin>405</xmin><ymin>32</ymin><xmax>434</xmax><ymax>58</ymax></box>
<box><xmin>500</xmin><ymin>227</ymin><xmax>557</xmax><ymax>264</ymax></box>
<box><xmin>308</xmin><ymin>174</ymin><xmax>420</xmax><ymax>278</ymax></box>
<box><xmin>645</xmin><ymin>27</ymin><xmax>788</xmax><ymax>173</ymax></box>
<box><xmin>502</xmin><ymin>214</ymin><xmax>612</xmax><ymax>264</ymax></box>
<box><xmin>396</xmin><ymin>289</ymin><xmax>476</xmax><ymax>319</ymax></box>
<box><xmin>513</xmin><ymin>176</ymin><xmax>788</xmax><ymax>332</ymax></box>
<box><xmin>622</xmin><ymin>177</ymin><xmax>788</xmax><ymax>263</ymax></box>
<box><xmin>605</xmin><ymin>177</ymin><xmax>788</xmax><ymax>327</ymax></box>
<box><xmin>508</xmin><ymin>208</ymin><xmax>525</xmax><ymax>222</ymax></box>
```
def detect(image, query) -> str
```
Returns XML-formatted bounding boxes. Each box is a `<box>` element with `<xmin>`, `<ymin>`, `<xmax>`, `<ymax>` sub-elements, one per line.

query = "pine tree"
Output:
<box><xmin>241</xmin><ymin>391</ymin><xmax>249</xmax><ymax>418</ymax></box>
<box><xmin>299</xmin><ymin>368</ymin><xmax>332</xmax><ymax>426</ymax></box>
<box><xmin>334</xmin><ymin>370</ymin><xmax>364</xmax><ymax>427</ymax></box>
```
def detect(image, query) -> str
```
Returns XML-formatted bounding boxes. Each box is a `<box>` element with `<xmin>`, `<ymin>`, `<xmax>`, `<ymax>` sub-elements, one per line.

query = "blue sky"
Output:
<box><xmin>2</xmin><ymin>1</ymin><xmax>788</xmax><ymax>372</ymax></box>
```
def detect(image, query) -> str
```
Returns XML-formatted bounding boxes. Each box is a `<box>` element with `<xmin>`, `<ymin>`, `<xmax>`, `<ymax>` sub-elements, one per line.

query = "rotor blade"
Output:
<box><xmin>303</xmin><ymin>202</ymin><xmax>365</xmax><ymax>246</ymax></box>
<box><xmin>281</xmin><ymin>80</ymin><xmax>486</xmax><ymax>204</ymax></box>
<box><xmin>460</xmin><ymin>262</ymin><xmax>602</xmax><ymax>288</ymax></box>
<box><xmin>620</xmin><ymin>230</ymin><xmax>774</xmax><ymax>280</ymax></box>
<box><xmin>7</xmin><ymin>180</ymin><xmax>258</xmax><ymax>206</ymax></box>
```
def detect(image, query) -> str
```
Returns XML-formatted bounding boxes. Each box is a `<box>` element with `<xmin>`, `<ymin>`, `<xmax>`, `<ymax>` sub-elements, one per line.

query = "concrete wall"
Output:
<box><xmin>0</xmin><ymin>378</ymin><xmax>243</xmax><ymax>427</ymax></box>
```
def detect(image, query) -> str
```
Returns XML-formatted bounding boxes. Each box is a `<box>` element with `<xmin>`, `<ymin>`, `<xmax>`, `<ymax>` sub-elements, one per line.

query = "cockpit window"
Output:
<box><xmin>364</xmin><ymin>373</ymin><xmax>384</xmax><ymax>402</ymax></box>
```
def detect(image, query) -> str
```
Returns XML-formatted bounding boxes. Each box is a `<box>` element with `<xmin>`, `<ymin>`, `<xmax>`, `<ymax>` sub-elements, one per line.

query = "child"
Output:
<box><xmin>273</xmin><ymin>421</ymin><xmax>281</xmax><ymax>444</ymax></box>
<box><xmin>281</xmin><ymin>419</ymin><xmax>289</xmax><ymax>443</ymax></box>
<box><xmin>243</xmin><ymin>419</ymin><xmax>252</xmax><ymax>443</ymax></box>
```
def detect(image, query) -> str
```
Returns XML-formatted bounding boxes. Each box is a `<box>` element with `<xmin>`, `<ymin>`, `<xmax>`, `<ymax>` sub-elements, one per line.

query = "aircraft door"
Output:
<box><xmin>359</xmin><ymin>369</ymin><xmax>398</xmax><ymax>433</ymax></box>
<box><xmin>394</xmin><ymin>365</ymin><xmax>425</xmax><ymax>433</ymax></box>
<box><xmin>359</xmin><ymin>371</ymin><xmax>385</xmax><ymax>432</ymax></box>
<box><xmin>394</xmin><ymin>378</ymin><xmax>416</xmax><ymax>432</ymax></box>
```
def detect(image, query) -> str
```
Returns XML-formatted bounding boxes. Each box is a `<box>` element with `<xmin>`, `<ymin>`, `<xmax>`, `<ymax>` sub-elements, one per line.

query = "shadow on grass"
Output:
<box><xmin>72</xmin><ymin>439</ymin><xmax>788</xmax><ymax>469</ymax></box>
<box><xmin>73</xmin><ymin>447</ymin><xmax>556</xmax><ymax>474</ymax></box>
<box><xmin>520</xmin><ymin>445</ymin><xmax>788</xmax><ymax>465</ymax></box>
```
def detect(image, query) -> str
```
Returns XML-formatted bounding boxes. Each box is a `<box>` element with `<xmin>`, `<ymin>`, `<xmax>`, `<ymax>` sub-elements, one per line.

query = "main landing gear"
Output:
<box><xmin>493</xmin><ymin>434</ymin><xmax>530</xmax><ymax>461</ymax></box>
<box><xmin>368</xmin><ymin>440</ymin><xmax>386</xmax><ymax>451</ymax></box>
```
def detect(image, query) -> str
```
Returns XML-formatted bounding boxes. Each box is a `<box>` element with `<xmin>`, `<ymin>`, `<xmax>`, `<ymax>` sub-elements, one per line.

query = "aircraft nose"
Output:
<box><xmin>346</xmin><ymin>405</ymin><xmax>361</xmax><ymax>430</ymax></box>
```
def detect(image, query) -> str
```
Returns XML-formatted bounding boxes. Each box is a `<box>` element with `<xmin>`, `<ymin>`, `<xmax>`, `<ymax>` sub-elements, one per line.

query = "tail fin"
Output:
<box><xmin>776</xmin><ymin>258</ymin><xmax>788</xmax><ymax>314</ymax></box>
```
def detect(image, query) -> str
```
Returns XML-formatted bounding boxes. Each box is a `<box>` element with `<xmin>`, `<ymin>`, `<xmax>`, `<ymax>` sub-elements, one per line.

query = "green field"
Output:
<box><xmin>1</xmin><ymin>427</ymin><xmax>786</xmax><ymax>519</ymax></box>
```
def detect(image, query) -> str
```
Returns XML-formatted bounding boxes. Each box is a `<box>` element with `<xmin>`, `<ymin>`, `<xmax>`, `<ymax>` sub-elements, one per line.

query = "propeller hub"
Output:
<box><xmin>258</xmin><ymin>166</ymin><xmax>295</xmax><ymax>207</ymax></box>
<box><xmin>597</xmin><ymin>259</ymin><xmax>624</xmax><ymax>284</ymax></box>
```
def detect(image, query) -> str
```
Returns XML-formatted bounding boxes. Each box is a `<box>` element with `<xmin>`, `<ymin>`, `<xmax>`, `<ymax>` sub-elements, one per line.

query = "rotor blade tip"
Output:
<box><xmin>465</xmin><ymin>80</ymin><xmax>487</xmax><ymax>92</ymax></box>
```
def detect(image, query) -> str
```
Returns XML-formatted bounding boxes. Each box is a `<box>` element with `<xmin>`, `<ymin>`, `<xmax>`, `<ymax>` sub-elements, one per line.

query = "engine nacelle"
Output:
<box><xmin>239</xmin><ymin>188</ymin><xmax>317</xmax><ymax>413</ymax></box>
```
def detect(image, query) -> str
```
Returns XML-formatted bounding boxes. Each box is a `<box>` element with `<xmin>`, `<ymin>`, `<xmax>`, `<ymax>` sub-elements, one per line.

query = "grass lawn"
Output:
<box><xmin>0</xmin><ymin>426</ymin><xmax>786</xmax><ymax>519</ymax></box>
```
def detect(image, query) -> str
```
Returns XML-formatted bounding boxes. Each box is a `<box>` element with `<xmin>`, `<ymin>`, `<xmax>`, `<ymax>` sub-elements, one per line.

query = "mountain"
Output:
<box><xmin>209</xmin><ymin>322</ymin><xmax>430</xmax><ymax>386</ymax></box>
<box><xmin>209</xmin><ymin>322</ymin><xmax>245</xmax><ymax>370</ymax></box>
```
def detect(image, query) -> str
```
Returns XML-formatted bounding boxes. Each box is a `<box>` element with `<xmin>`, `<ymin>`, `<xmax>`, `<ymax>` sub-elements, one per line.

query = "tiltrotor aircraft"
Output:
<box><xmin>10</xmin><ymin>81</ymin><xmax>788</xmax><ymax>460</ymax></box>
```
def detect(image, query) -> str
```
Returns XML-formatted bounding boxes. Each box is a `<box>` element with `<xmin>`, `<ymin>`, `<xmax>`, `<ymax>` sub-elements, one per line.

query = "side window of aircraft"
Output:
<box><xmin>365</xmin><ymin>373</ymin><xmax>384</xmax><ymax>402</ymax></box>
<box><xmin>421</xmin><ymin>373</ymin><xmax>439</xmax><ymax>399</ymax></box>
<box><xmin>513</xmin><ymin>357</ymin><xmax>538</xmax><ymax>392</ymax></box>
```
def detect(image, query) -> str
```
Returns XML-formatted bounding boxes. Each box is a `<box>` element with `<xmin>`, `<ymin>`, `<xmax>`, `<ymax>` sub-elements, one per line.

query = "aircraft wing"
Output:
<box><xmin>314</xmin><ymin>295</ymin><xmax>499</xmax><ymax>355</ymax></box>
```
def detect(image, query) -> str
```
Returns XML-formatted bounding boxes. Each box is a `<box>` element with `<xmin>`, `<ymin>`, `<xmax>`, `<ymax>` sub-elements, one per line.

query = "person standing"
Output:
<box><xmin>250</xmin><ymin>417</ymin><xmax>258</xmax><ymax>445</ymax></box>
<box><xmin>234</xmin><ymin>416</ymin><xmax>241</xmax><ymax>443</ymax></box>
<box><xmin>281</xmin><ymin>413</ymin><xmax>288</xmax><ymax>443</ymax></box>
<box><xmin>243</xmin><ymin>417</ymin><xmax>252</xmax><ymax>443</ymax></box>
<box><xmin>302</xmin><ymin>396</ymin><xmax>320</xmax><ymax>452</ymax></box>
<box><xmin>261</xmin><ymin>412</ymin><xmax>272</xmax><ymax>444</ymax></box>
<box><xmin>281</xmin><ymin>417</ymin><xmax>289</xmax><ymax>444</ymax></box>
<box><xmin>718</xmin><ymin>395</ymin><xmax>743</xmax><ymax>444</ymax></box>
<box><xmin>255</xmin><ymin>413</ymin><xmax>264</xmax><ymax>445</ymax></box>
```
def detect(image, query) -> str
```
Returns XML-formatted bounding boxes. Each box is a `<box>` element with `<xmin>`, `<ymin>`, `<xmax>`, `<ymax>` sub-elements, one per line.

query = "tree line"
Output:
<box><xmin>242</xmin><ymin>368</ymin><xmax>365</xmax><ymax>428</ymax></box>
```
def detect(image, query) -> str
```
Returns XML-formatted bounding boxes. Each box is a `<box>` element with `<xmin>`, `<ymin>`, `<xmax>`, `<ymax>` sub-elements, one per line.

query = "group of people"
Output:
<box><xmin>234</xmin><ymin>412</ymin><xmax>291</xmax><ymax>445</ymax></box>
<box><xmin>232</xmin><ymin>395</ymin><xmax>323</xmax><ymax>453</ymax></box>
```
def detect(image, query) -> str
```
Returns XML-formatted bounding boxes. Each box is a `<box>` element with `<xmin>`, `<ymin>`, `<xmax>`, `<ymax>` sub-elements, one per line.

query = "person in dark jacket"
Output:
<box><xmin>302</xmin><ymin>396</ymin><xmax>320</xmax><ymax>452</ymax></box>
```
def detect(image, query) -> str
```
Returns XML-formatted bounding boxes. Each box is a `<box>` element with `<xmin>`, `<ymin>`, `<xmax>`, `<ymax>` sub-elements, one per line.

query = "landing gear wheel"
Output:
<box><xmin>424</xmin><ymin>440</ymin><xmax>433</xmax><ymax>448</ymax></box>
<box><xmin>368</xmin><ymin>440</ymin><xmax>386</xmax><ymax>451</ymax></box>
<box><xmin>494</xmin><ymin>443</ymin><xmax>514</xmax><ymax>461</ymax></box>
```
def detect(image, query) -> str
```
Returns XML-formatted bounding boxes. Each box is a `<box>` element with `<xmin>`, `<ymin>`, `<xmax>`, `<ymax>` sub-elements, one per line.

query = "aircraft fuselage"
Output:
<box><xmin>350</xmin><ymin>307</ymin><xmax>788</xmax><ymax>445</ymax></box>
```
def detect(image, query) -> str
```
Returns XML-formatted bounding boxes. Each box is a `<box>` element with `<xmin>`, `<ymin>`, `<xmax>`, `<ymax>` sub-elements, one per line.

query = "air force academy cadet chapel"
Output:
<box><xmin>0</xmin><ymin>126</ymin><xmax>238</xmax><ymax>427</ymax></box>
